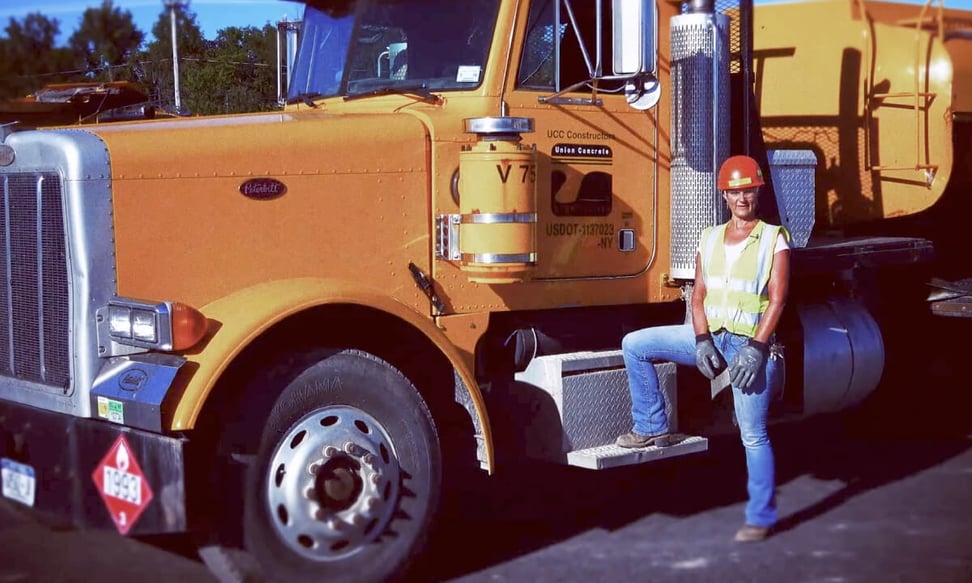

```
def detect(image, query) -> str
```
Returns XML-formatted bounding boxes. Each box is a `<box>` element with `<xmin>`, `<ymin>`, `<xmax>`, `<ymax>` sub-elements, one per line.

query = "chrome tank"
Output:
<box><xmin>669</xmin><ymin>11</ymin><xmax>730</xmax><ymax>280</ymax></box>
<box><xmin>799</xmin><ymin>299</ymin><xmax>884</xmax><ymax>413</ymax></box>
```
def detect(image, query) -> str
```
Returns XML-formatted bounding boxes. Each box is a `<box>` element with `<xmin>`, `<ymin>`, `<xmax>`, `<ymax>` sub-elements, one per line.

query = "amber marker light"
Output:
<box><xmin>170</xmin><ymin>302</ymin><xmax>209</xmax><ymax>350</ymax></box>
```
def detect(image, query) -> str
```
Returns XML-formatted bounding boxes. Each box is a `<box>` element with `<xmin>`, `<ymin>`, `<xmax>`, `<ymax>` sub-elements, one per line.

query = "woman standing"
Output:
<box><xmin>616</xmin><ymin>155</ymin><xmax>791</xmax><ymax>543</ymax></box>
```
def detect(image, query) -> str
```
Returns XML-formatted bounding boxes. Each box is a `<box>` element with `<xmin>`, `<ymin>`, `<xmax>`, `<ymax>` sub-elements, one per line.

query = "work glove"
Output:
<box><xmin>695</xmin><ymin>333</ymin><xmax>727</xmax><ymax>380</ymax></box>
<box><xmin>729</xmin><ymin>339</ymin><xmax>769</xmax><ymax>390</ymax></box>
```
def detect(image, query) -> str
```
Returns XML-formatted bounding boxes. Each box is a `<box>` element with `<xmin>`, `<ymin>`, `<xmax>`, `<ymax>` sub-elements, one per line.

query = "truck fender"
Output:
<box><xmin>168</xmin><ymin>277</ymin><xmax>494</xmax><ymax>471</ymax></box>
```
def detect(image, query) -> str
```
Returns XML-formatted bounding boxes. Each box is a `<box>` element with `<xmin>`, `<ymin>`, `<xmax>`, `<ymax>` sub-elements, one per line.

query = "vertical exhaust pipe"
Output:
<box><xmin>669</xmin><ymin>3</ymin><xmax>730</xmax><ymax>280</ymax></box>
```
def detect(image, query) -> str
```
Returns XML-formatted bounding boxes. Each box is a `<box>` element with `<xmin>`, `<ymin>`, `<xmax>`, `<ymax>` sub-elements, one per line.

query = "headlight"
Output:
<box><xmin>131</xmin><ymin>309</ymin><xmax>158</xmax><ymax>343</ymax></box>
<box><xmin>108</xmin><ymin>305</ymin><xmax>158</xmax><ymax>342</ymax></box>
<box><xmin>99</xmin><ymin>297</ymin><xmax>207</xmax><ymax>352</ymax></box>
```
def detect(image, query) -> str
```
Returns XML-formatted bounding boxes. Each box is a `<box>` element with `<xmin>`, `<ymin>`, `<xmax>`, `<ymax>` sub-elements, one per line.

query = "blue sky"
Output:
<box><xmin>0</xmin><ymin>0</ymin><xmax>305</xmax><ymax>43</ymax></box>
<box><xmin>1</xmin><ymin>0</ymin><xmax>971</xmax><ymax>44</ymax></box>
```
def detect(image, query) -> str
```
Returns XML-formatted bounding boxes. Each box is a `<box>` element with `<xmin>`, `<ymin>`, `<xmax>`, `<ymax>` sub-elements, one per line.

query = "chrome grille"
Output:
<box><xmin>0</xmin><ymin>172</ymin><xmax>70</xmax><ymax>389</ymax></box>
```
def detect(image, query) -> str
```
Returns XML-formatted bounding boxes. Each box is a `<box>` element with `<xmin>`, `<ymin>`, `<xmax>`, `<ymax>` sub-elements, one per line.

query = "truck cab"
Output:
<box><xmin>0</xmin><ymin>1</ymin><xmax>970</xmax><ymax>581</ymax></box>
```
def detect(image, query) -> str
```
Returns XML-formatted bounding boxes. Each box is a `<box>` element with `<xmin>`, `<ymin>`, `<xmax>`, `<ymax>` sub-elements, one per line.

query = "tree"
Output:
<box><xmin>68</xmin><ymin>0</ymin><xmax>144</xmax><ymax>81</ymax></box>
<box><xmin>181</xmin><ymin>25</ymin><xmax>279</xmax><ymax>115</ymax></box>
<box><xmin>0</xmin><ymin>13</ymin><xmax>74</xmax><ymax>99</ymax></box>
<box><xmin>1</xmin><ymin>0</ymin><xmax>282</xmax><ymax>115</ymax></box>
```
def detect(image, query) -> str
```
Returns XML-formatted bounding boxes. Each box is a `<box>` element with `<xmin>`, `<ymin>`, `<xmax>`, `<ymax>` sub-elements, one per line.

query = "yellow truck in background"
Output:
<box><xmin>0</xmin><ymin>0</ymin><xmax>969</xmax><ymax>581</ymax></box>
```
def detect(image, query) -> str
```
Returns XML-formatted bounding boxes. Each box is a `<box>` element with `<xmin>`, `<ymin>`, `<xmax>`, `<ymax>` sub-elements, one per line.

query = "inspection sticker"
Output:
<box><xmin>91</xmin><ymin>434</ymin><xmax>153</xmax><ymax>535</ymax></box>
<box><xmin>97</xmin><ymin>396</ymin><xmax>124</xmax><ymax>424</ymax></box>
<box><xmin>1</xmin><ymin>458</ymin><xmax>36</xmax><ymax>507</ymax></box>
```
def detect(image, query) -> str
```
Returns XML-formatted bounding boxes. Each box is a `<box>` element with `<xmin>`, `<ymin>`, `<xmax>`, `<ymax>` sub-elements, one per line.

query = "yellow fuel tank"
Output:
<box><xmin>458</xmin><ymin>120</ymin><xmax>538</xmax><ymax>284</ymax></box>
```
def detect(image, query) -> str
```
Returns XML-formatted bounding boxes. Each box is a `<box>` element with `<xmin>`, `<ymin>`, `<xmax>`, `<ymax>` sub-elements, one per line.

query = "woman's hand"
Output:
<box><xmin>695</xmin><ymin>333</ymin><xmax>727</xmax><ymax>379</ymax></box>
<box><xmin>729</xmin><ymin>340</ymin><xmax>768</xmax><ymax>389</ymax></box>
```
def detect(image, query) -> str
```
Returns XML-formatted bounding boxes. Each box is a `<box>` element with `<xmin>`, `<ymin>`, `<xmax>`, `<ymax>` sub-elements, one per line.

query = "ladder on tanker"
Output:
<box><xmin>860</xmin><ymin>0</ymin><xmax>947</xmax><ymax>180</ymax></box>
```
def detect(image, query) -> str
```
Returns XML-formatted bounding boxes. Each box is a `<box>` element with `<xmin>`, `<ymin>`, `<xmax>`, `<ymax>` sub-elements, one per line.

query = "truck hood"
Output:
<box><xmin>90</xmin><ymin>110</ymin><xmax>433</xmax><ymax>310</ymax></box>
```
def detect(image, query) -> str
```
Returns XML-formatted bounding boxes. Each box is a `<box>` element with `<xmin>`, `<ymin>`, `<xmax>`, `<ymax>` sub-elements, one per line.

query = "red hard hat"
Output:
<box><xmin>718</xmin><ymin>155</ymin><xmax>765</xmax><ymax>191</ymax></box>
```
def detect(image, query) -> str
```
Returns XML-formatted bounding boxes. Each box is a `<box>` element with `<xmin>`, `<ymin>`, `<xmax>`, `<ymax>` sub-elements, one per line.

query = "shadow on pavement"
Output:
<box><xmin>428</xmin><ymin>315</ymin><xmax>972</xmax><ymax>581</ymax></box>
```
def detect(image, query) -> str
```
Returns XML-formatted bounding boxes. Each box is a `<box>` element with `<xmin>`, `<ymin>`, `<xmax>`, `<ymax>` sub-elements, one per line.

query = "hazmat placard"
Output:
<box><xmin>91</xmin><ymin>434</ymin><xmax>154</xmax><ymax>535</ymax></box>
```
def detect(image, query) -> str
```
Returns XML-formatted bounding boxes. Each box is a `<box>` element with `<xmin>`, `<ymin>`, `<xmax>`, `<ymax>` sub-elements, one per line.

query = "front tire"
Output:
<box><xmin>243</xmin><ymin>349</ymin><xmax>441</xmax><ymax>582</ymax></box>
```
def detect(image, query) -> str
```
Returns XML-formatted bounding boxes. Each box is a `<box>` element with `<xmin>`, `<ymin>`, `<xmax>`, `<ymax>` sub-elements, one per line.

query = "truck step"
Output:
<box><xmin>513</xmin><ymin>350</ymin><xmax>702</xmax><ymax>468</ymax></box>
<box><xmin>566</xmin><ymin>434</ymin><xmax>708</xmax><ymax>470</ymax></box>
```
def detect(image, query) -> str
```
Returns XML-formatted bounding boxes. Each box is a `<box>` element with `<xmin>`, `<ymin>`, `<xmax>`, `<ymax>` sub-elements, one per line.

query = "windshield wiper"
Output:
<box><xmin>287</xmin><ymin>92</ymin><xmax>324</xmax><ymax>107</ymax></box>
<box><xmin>344</xmin><ymin>84</ymin><xmax>442</xmax><ymax>105</ymax></box>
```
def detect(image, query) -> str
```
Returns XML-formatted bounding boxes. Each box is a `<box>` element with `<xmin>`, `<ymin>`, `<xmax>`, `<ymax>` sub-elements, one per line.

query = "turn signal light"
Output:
<box><xmin>171</xmin><ymin>302</ymin><xmax>209</xmax><ymax>350</ymax></box>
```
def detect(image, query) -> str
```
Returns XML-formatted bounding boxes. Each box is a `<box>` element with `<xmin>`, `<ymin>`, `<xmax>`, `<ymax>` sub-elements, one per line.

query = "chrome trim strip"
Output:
<box><xmin>461</xmin><ymin>212</ymin><xmax>537</xmax><ymax>224</ymax></box>
<box><xmin>462</xmin><ymin>252</ymin><xmax>537</xmax><ymax>264</ymax></box>
<box><xmin>2</xmin><ymin>176</ymin><xmax>11</xmax><ymax>373</ymax></box>
<box><xmin>35</xmin><ymin>175</ymin><xmax>46</xmax><ymax>383</ymax></box>
<box><xmin>89</xmin><ymin>111</ymin><xmax>294</xmax><ymax>133</ymax></box>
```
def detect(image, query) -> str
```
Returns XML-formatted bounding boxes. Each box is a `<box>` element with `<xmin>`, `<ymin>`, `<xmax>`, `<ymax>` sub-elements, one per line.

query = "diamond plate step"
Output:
<box><xmin>566</xmin><ymin>434</ymin><xmax>708</xmax><ymax>470</ymax></box>
<box><xmin>514</xmin><ymin>351</ymin><xmax>678</xmax><ymax>461</ymax></box>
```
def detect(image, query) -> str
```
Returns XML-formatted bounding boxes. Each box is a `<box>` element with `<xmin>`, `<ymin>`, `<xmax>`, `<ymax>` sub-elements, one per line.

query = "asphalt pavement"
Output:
<box><xmin>1</xmin><ymin>320</ymin><xmax>971</xmax><ymax>583</ymax></box>
<box><xmin>435</xmin><ymin>417</ymin><xmax>972</xmax><ymax>582</ymax></box>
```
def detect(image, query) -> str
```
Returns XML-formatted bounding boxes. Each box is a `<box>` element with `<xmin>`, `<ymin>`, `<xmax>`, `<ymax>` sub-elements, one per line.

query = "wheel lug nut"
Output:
<box><xmin>351</xmin><ymin>513</ymin><xmax>365</xmax><ymax>526</ymax></box>
<box><xmin>344</xmin><ymin>442</ymin><xmax>363</xmax><ymax>456</ymax></box>
<box><xmin>323</xmin><ymin>446</ymin><xmax>338</xmax><ymax>458</ymax></box>
<box><xmin>362</xmin><ymin>453</ymin><xmax>375</xmax><ymax>467</ymax></box>
<box><xmin>304</xmin><ymin>487</ymin><xmax>315</xmax><ymax>499</ymax></box>
<box><xmin>326</xmin><ymin>519</ymin><xmax>342</xmax><ymax>531</ymax></box>
<box><xmin>308</xmin><ymin>461</ymin><xmax>321</xmax><ymax>475</ymax></box>
<box><xmin>364</xmin><ymin>496</ymin><xmax>378</xmax><ymax>511</ymax></box>
<box><xmin>370</xmin><ymin>473</ymin><xmax>380</xmax><ymax>485</ymax></box>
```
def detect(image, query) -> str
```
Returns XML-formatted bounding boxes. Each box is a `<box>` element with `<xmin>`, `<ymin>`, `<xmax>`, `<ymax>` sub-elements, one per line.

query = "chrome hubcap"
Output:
<box><xmin>265</xmin><ymin>406</ymin><xmax>400</xmax><ymax>561</ymax></box>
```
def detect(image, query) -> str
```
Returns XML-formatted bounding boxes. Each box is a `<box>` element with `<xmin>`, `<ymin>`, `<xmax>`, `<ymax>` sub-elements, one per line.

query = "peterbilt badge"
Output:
<box><xmin>239</xmin><ymin>177</ymin><xmax>287</xmax><ymax>200</ymax></box>
<box><xmin>0</xmin><ymin>144</ymin><xmax>14</xmax><ymax>167</ymax></box>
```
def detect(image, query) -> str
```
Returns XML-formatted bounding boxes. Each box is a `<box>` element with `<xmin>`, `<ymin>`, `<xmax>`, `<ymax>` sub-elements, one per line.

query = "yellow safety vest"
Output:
<box><xmin>699</xmin><ymin>220</ymin><xmax>783</xmax><ymax>337</ymax></box>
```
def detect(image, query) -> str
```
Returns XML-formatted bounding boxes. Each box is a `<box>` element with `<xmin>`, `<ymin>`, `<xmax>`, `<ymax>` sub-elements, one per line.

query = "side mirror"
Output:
<box><xmin>612</xmin><ymin>0</ymin><xmax>657</xmax><ymax>75</ymax></box>
<box><xmin>613</xmin><ymin>0</ymin><xmax>660</xmax><ymax>110</ymax></box>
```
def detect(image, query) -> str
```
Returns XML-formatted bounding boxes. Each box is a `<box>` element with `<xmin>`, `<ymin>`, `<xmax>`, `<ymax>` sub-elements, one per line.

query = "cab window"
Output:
<box><xmin>517</xmin><ymin>0</ymin><xmax>615</xmax><ymax>92</ymax></box>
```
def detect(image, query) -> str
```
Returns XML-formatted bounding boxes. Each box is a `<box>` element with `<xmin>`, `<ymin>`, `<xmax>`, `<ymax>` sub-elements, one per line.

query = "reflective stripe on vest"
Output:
<box><xmin>701</xmin><ymin>220</ymin><xmax>781</xmax><ymax>337</ymax></box>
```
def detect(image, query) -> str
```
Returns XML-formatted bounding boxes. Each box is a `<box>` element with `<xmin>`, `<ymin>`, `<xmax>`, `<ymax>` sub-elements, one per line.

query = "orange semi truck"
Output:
<box><xmin>0</xmin><ymin>0</ymin><xmax>969</xmax><ymax>580</ymax></box>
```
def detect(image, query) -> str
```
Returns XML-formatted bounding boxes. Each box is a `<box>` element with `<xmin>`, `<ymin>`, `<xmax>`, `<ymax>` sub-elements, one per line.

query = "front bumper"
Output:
<box><xmin>0</xmin><ymin>398</ymin><xmax>186</xmax><ymax>535</ymax></box>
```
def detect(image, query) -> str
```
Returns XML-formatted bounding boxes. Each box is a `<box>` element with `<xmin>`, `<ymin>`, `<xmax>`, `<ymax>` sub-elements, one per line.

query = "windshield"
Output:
<box><xmin>289</xmin><ymin>0</ymin><xmax>499</xmax><ymax>101</ymax></box>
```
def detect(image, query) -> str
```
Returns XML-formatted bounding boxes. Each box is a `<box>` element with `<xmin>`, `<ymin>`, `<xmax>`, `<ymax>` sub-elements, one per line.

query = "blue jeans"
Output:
<box><xmin>621</xmin><ymin>323</ymin><xmax>777</xmax><ymax>528</ymax></box>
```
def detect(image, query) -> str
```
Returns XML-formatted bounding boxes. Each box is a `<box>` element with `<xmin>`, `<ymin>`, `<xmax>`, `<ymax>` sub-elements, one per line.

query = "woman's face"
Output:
<box><xmin>723</xmin><ymin>188</ymin><xmax>759</xmax><ymax>220</ymax></box>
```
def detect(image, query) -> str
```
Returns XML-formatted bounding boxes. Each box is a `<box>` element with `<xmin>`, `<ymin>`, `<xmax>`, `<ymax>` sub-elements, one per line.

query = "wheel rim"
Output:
<box><xmin>264</xmin><ymin>405</ymin><xmax>401</xmax><ymax>561</ymax></box>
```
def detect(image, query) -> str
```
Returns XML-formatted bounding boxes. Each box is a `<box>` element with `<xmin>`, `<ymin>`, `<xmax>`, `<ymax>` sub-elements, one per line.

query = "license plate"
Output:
<box><xmin>1</xmin><ymin>458</ymin><xmax>36</xmax><ymax>507</ymax></box>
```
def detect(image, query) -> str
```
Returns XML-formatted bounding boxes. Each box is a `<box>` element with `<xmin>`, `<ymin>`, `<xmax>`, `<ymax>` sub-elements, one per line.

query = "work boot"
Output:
<box><xmin>734</xmin><ymin>524</ymin><xmax>770</xmax><ymax>542</ymax></box>
<box><xmin>615</xmin><ymin>430</ymin><xmax>671</xmax><ymax>448</ymax></box>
